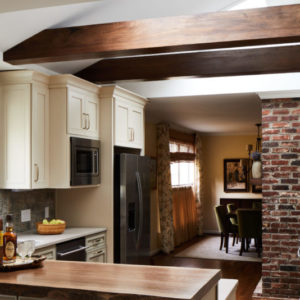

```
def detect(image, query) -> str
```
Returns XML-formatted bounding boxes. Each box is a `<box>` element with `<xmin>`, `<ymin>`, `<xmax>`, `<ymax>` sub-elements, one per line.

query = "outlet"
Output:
<box><xmin>21</xmin><ymin>209</ymin><xmax>31</xmax><ymax>223</ymax></box>
<box><xmin>45</xmin><ymin>206</ymin><xmax>49</xmax><ymax>219</ymax></box>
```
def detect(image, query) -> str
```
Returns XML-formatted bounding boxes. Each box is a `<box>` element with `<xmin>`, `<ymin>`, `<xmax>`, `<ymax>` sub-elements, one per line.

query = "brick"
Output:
<box><xmin>282</xmin><ymin>128</ymin><xmax>297</xmax><ymax>133</ymax></box>
<box><xmin>282</xmin><ymin>102</ymin><xmax>299</xmax><ymax>108</ymax></box>
<box><xmin>293</xmin><ymin>135</ymin><xmax>300</xmax><ymax>140</ymax></box>
<box><xmin>280</xmin><ymin>265</ymin><xmax>298</xmax><ymax>271</ymax></box>
<box><xmin>272</xmin><ymin>135</ymin><xmax>290</xmax><ymax>141</ymax></box>
<box><xmin>273</xmin><ymin>109</ymin><xmax>290</xmax><ymax>115</ymax></box>
<box><xmin>281</xmin><ymin>154</ymin><xmax>298</xmax><ymax>159</ymax></box>
<box><xmin>263</xmin><ymin>129</ymin><xmax>280</xmax><ymax>135</ymax></box>
<box><xmin>263</xmin><ymin>142</ymin><xmax>279</xmax><ymax>148</ymax></box>
<box><xmin>293</xmin><ymin>173</ymin><xmax>300</xmax><ymax>178</ymax></box>
<box><xmin>292</xmin><ymin>122</ymin><xmax>300</xmax><ymax>127</ymax></box>
<box><xmin>292</xmin><ymin>109</ymin><xmax>300</xmax><ymax>115</ymax></box>
<box><xmin>263</xmin><ymin>116</ymin><xmax>278</xmax><ymax>122</ymax></box>
<box><xmin>272</xmin><ymin>122</ymin><xmax>290</xmax><ymax>128</ymax></box>
<box><xmin>292</xmin><ymin>186</ymin><xmax>300</xmax><ymax>191</ymax></box>
<box><xmin>281</xmin><ymin>179</ymin><xmax>298</xmax><ymax>184</ymax></box>
<box><xmin>271</xmin><ymin>160</ymin><xmax>288</xmax><ymax>165</ymax></box>
<box><xmin>291</xmin><ymin>160</ymin><xmax>300</xmax><ymax>166</ymax></box>
<box><xmin>281</xmin><ymin>115</ymin><xmax>299</xmax><ymax>121</ymax></box>
<box><xmin>278</xmin><ymin>205</ymin><xmax>295</xmax><ymax>210</ymax></box>
<box><xmin>280</xmin><ymin>217</ymin><xmax>298</xmax><ymax>223</ymax></box>
<box><xmin>281</xmin><ymin>142</ymin><xmax>299</xmax><ymax>147</ymax></box>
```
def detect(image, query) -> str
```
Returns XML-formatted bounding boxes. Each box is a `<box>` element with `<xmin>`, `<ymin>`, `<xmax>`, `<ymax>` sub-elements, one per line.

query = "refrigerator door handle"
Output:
<box><xmin>136</xmin><ymin>171</ymin><xmax>143</xmax><ymax>248</ymax></box>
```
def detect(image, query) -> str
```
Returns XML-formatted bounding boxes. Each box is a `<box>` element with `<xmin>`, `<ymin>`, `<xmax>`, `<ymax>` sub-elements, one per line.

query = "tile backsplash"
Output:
<box><xmin>0</xmin><ymin>189</ymin><xmax>55</xmax><ymax>233</ymax></box>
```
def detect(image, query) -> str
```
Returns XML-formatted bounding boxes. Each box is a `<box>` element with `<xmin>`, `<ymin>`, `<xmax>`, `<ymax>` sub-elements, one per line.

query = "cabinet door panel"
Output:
<box><xmin>67</xmin><ymin>89</ymin><xmax>85</xmax><ymax>136</ymax></box>
<box><xmin>2</xmin><ymin>85</ymin><xmax>31</xmax><ymax>189</ymax></box>
<box><xmin>32</xmin><ymin>83</ymin><xmax>49</xmax><ymax>188</ymax></box>
<box><xmin>115</xmin><ymin>98</ymin><xmax>130</xmax><ymax>147</ymax></box>
<box><xmin>85</xmin><ymin>95</ymin><xmax>99</xmax><ymax>138</ymax></box>
<box><xmin>129</xmin><ymin>106</ymin><xmax>143</xmax><ymax>149</ymax></box>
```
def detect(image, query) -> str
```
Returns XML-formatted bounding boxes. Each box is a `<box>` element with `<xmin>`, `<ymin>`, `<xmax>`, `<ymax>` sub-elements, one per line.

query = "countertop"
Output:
<box><xmin>18</xmin><ymin>227</ymin><xmax>106</xmax><ymax>249</ymax></box>
<box><xmin>0</xmin><ymin>260</ymin><xmax>221</xmax><ymax>300</ymax></box>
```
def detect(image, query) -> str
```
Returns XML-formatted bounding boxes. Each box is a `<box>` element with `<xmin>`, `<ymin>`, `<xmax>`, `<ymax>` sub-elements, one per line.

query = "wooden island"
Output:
<box><xmin>0</xmin><ymin>260</ymin><xmax>221</xmax><ymax>300</ymax></box>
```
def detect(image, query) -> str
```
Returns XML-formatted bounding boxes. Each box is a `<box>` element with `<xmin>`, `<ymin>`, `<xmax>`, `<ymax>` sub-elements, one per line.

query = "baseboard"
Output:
<box><xmin>204</xmin><ymin>230</ymin><xmax>219</xmax><ymax>235</ymax></box>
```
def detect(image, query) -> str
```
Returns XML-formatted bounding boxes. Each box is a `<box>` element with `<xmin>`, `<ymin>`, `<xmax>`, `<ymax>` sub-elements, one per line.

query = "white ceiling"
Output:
<box><xmin>145</xmin><ymin>94</ymin><xmax>262</xmax><ymax>135</ymax></box>
<box><xmin>0</xmin><ymin>0</ymin><xmax>299</xmax><ymax>134</ymax></box>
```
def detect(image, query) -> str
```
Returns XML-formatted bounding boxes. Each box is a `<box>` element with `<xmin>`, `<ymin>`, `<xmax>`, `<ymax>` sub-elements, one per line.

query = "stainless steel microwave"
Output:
<box><xmin>70</xmin><ymin>137</ymin><xmax>100</xmax><ymax>186</ymax></box>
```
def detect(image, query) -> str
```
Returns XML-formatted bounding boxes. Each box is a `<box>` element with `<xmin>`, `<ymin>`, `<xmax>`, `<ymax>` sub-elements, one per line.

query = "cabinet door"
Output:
<box><xmin>114</xmin><ymin>98</ymin><xmax>130</xmax><ymax>147</ymax></box>
<box><xmin>34</xmin><ymin>245</ymin><xmax>56</xmax><ymax>260</ymax></box>
<box><xmin>86</xmin><ymin>247</ymin><xmax>106</xmax><ymax>263</ymax></box>
<box><xmin>1</xmin><ymin>84</ymin><xmax>31</xmax><ymax>189</ymax></box>
<box><xmin>0</xmin><ymin>296</ymin><xmax>17</xmax><ymax>300</ymax></box>
<box><xmin>85</xmin><ymin>95</ymin><xmax>99</xmax><ymax>138</ymax></box>
<box><xmin>129</xmin><ymin>105</ymin><xmax>144</xmax><ymax>149</ymax></box>
<box><xmin>32</xmin><ymin>83</ymin><xmax>49</xmax><ymax>189</ymax></box>
<box><xmin>67</xmin><ymin>89</ymin><xmax>85</xmax><ymax>136</ymax></box>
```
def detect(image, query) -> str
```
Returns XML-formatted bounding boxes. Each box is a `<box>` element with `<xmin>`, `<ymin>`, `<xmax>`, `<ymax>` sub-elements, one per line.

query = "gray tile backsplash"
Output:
<box><xmin>0</xmin><ymin>190</ymin><xmax>55</xmax><ymax>233</ymax></box>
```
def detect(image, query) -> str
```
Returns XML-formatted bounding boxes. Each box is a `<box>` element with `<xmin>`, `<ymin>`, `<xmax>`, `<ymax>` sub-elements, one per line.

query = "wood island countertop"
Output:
<box><xmin>0</xmin><ymin>260</ymin><xmax>221</xmax><ymax>300</ymax></box>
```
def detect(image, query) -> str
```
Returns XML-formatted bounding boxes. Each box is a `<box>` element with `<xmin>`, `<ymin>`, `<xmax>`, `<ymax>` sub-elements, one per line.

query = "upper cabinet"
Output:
<box><xmin>49</xmin><ymin>75</ymin><xmax>100</xmax><ymax>188</ymax></box>
<box><xmin>50</xmin><ymin>75</ymin><xmax>100</xmax><ymax>139</ymax></box>
<box><xmin>100</xmin><ymin>86</ymin><xmax>147</xmax><ymax>151</ymax></box>
<box><xmin>0</xmin><ymin>71</ymin><xmax>49</xmax><ymax>189</ymax></box>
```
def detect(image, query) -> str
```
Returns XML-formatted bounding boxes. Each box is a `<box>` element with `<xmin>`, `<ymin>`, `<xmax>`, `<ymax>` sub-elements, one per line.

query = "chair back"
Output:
<box><xmin>237</xmin><ymin>209</ymin><xmax>262</xmax><ymax>238</ymax></box>
<box><xmin>227</xmin><ymin>203</ymin><xmax>238</xmax><ymax>226</ymax></box>
<box><xmin>214</xmin><ymin>205</ymin><xmax>231</xmax><ymax>233</ymax></box>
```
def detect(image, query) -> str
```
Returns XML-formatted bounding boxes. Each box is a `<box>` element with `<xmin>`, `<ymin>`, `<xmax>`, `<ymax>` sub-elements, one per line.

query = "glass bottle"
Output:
<box><xmin>3</xmin><ymin>214</ymin><xmax>17</xmax><ymax>263</ymax></box>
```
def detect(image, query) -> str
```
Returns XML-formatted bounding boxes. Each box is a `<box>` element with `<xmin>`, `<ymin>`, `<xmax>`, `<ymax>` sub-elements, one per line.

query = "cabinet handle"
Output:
<box><xmin>82</xmin><ymin>113</ymin><xmax>87</xmax><ymax>129</ymax></box>
<box><xmin>87</xmin><ymin>114</ymin><xmax>90</xmax><ymax>130</ymax></box>
<box><xmin>128</xmin><ymin>128</ymin><xmax>134</xmax><ymax>141</ymax></box>
<box><xmin>34</xmin><ymin>163</ymin><xmax>39</xmax><ymax>182</ymax></box>
<box><xmin>132</xmin><ymin>128</ymin><xmax>135</xmax><ymax>141</ymax></box>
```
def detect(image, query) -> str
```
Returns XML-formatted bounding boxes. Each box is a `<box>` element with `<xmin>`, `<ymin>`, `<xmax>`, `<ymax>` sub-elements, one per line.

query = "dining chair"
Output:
<box><xmin>252</xmin><ymin>201</ymin><xmax>262</xmax><ymax>210</ymax></box>
<box><xmin>226</xmin><ymin>203</ymin><xmax>238</xmax><ymax>245</ymax></box>
<box><xmin>236</xmin><ymin>209</ymin><xmax>262</xmax><ymax>257</ymax></box>
<box><xmin>214</xmin><ymin>205</ymin><xmax>238</xmax><ymax>253</ymax></box>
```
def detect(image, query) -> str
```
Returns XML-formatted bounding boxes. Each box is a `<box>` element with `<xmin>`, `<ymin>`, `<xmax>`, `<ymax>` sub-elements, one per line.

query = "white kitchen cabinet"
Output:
<box><xmin>0</xmin><ymin>71</ymin><xmax>49</xmax><ymax>189</ymax></box>
<box><xmin>86</xmin><ymin>232</ymin><xmax>106</xmax><ymax>263</ymax></box>
<box><xmin>67</xmin><ymin>87</ymin><xmax>99</xmax><ymax>139</ymax></box>
<box><xmin>34</xmin><ymin>245</ymin><xmax>56</xmax><ymax>260</ymax></box>
<box><xmin>0</xmin><ymin>296</ymin><xmax>17</xmax><ymax>300</ymax></box>
<box><xmin>100</xmin><ymin>86</ymin><xmax>147</xmax><ymax>151</ymax></box>
<box><xmin>49</xmin><ymin>75</ymin><xmax>100</xmax><ymax>188</ymax></box>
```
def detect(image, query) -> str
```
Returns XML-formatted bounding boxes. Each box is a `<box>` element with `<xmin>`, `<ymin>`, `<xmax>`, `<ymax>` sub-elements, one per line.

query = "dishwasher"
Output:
<box><xmin>56</xmin><ymin>237</ymin><xmax>87</xmax><ymax>261</ymax></box>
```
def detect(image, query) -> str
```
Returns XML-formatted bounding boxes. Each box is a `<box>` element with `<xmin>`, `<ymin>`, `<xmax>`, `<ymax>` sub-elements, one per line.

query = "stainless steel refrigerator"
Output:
<box><xmin>114</xmin><ymin>153</ymin><xmax>151</xmax><ymax>264</ymax></box>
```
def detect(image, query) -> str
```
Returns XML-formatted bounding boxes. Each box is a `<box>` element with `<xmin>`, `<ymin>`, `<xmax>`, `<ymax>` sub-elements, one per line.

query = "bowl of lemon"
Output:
<box><xmin>36</xmin><ymin>219</ymin><xmax>66</xmax><ymax>235</ymax></box>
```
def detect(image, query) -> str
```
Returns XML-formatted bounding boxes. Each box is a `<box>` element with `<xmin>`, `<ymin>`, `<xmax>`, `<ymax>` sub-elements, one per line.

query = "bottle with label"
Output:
<box><xmin>0</xmin><ymin>218</ymin><xmax>3</xmax><ymax>266</ymax></box>
<box><xmin>3</xmin><ymin>214</ymin><xmax>17</xmax><ymax>263</ymax></box>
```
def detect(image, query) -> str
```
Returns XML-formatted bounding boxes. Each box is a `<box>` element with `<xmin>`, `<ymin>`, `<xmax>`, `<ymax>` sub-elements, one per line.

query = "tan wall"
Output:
<box><xmin>202</xmin><ymin>135</ymin><xmax>262</xmax><ymax>233</ymax></box>
<box><xmin>144</xmin><ymin>122</ymin><xmax>160</xmax><ymax>253</ymax></box>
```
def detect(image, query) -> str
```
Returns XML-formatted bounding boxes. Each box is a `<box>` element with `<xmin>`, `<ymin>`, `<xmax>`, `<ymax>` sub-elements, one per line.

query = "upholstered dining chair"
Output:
<box><xmin>214</xmin><ymin>205</ymin><xmax>238</xmax><ymax>253</ymax></box>
<box><xmin>226</xmin><ymin>203</ymin><xmax>238</xmax><ymax>245</ymax></box>
<box><xmin>237</xmin><ymin>209</ymin><xmax>262</xmax><ymax>257</ymax></box>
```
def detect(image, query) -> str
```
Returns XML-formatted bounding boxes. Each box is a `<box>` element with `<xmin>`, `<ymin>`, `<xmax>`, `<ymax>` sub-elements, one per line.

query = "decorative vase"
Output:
<box><xmin>252</xmin><ymin>160</ymin><xmax>262</xmax><ymax>179</ymax></box>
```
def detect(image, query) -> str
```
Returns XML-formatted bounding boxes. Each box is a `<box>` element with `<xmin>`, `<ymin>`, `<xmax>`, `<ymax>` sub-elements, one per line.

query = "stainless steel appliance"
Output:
<box><xmin>70</xmin><ymin>137</ymin><xmax>100</xmax><ymax>186</ymax></box>
<box><xmin>114</xmin><ymin>153</ymin><xmax>151</xmax><ymax>264</ymax></box>
<box><xmin>56</xmin><ymin>238</ymin><xmax>87</xmax><ymax>261</ymax></box>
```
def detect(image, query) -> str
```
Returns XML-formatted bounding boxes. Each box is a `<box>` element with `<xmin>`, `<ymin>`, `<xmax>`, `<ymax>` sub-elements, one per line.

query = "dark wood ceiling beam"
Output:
<box><xmin>4</xmin><ymin>4</ymin><xmax>300</xmax><ymax>64</ymax></box>
<box><xmin>76</xmin><ymin>45</ymin><xmax>300</xmax><ymax>83</ymax></box>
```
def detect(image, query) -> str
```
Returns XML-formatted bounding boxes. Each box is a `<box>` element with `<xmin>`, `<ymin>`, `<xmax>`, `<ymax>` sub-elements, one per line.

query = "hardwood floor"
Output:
<box><xmin>151</xmin><ymin>235</ymin><xmax>262</xmax><ymax>300</ymax></box>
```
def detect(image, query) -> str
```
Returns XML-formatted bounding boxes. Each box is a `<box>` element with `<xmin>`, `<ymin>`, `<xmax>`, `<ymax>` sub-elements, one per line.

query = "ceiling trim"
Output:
<box><xmin>4</xmin><ymin>4</ymin><xmax>300</xmax><ymax>64</ymax></box>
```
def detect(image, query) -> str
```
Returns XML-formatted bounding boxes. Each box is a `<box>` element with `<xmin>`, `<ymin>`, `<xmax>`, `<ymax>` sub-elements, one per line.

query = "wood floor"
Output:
<box><xmin>151</xmin><ymin>235</ymin><xmax>262</xmax><ymax>300</ymax></box>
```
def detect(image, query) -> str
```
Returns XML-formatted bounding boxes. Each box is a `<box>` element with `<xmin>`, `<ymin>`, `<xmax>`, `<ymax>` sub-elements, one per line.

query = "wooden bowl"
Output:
<box><xmin>36</xmin><ymin>222</ymin><xmax>66</xmax><ymax>235</ymax></box>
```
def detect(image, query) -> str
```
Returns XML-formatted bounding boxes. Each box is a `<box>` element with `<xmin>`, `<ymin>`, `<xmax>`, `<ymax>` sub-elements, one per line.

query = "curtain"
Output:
<box><xmin>156</xmin><ymin>123</ymin><xmax>174</xmax><ymax>253</ymax></box>
<box><xmin>194</xmin><ymin>133</ymin><xmax>204</xmax><ymax>235</ymax></box>
<box><xmin>173</xmin><ymin>187</ymin><xmax>198</xmax><ymax>247</ymax></box>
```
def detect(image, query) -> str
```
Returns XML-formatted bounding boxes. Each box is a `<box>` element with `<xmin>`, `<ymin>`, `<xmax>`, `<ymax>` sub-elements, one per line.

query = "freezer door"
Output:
<box><xmin>119</xmin><ymin>154</ymin><xmax>139</xmax><ymax>264</ymax></box>
<box><xmin>136</xmin><ymin>156</ymin><xmax>151</xmax><ymax>259</ymax></box>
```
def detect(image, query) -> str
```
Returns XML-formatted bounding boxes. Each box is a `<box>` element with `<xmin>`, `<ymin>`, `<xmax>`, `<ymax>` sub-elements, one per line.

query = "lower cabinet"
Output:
<box><xmin>34</xmin><ymin>245</ymin><xmax>56</xmax><ymax>260</ymax></box>
<box><xmin>86</xmin><ymin>232</ymin><xmax>106</xmax><ymax>263</ymax></box>
<box><xmin>0</xmin><ymin>296</ymin><xmax>17</xmax><ymax>300</ymax></box>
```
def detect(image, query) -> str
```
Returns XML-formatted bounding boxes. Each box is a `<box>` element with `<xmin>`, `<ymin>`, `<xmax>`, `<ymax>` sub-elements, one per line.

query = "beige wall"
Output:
<box><xmin>145</xmin><ymin>122</ymin><xmax>160</xmax><ymax>253</ymax></box>
<box><xmin>202</xmin><ymin>135</ymin><xmax>262</xmax><ymax>233</ymax></box>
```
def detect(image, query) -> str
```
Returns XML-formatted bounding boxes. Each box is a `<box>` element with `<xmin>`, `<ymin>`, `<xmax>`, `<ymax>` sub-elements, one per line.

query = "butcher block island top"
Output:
<box><xmin>0</xmin><ymin>260</ymin><xmax>221</xmax><ymax>300</ymax></box>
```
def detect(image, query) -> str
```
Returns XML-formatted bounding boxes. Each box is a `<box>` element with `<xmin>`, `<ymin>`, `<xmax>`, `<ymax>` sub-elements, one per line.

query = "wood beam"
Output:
<box><xmin>4</xmin><ymin>4</ymin><xmax>300</xmax><ymax>64</ymax></box>
<box><xmin>76</xmin><ymin>45</ymin><xmax>300</xmax><ymax>83</ymax></box>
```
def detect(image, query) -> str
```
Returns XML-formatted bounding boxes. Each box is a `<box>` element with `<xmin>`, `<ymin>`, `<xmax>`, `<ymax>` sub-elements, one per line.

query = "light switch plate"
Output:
<box><xmin>21</xmin><ymin>209</ymin><xmax>31</xmax><ymax>223</ymax></box>
<box><xmin>45</xmin><ymin>206</ymin><xmax>49</xmax><ymax>219</ymax></box>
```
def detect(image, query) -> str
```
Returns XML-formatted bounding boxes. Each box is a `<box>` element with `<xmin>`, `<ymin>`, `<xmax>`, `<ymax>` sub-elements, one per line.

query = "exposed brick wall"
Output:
<box><xmin>261</xmin><ymin>98</ymin><xmax>300</xmax><ymax>298</ymax></box>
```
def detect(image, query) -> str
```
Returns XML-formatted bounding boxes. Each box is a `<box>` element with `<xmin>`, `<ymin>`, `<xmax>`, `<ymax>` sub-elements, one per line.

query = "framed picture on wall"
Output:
<box><xmin>224</xmin><ymin>158</ymin><xmax>249</xmax><ymax>192</ymax></box>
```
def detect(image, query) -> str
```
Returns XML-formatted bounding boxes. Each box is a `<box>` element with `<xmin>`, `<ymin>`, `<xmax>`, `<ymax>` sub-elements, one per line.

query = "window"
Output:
<box><xmin>170</xmin><ymin>141</ymin><xmax>195</xmax><ymax>187</ymax></box>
